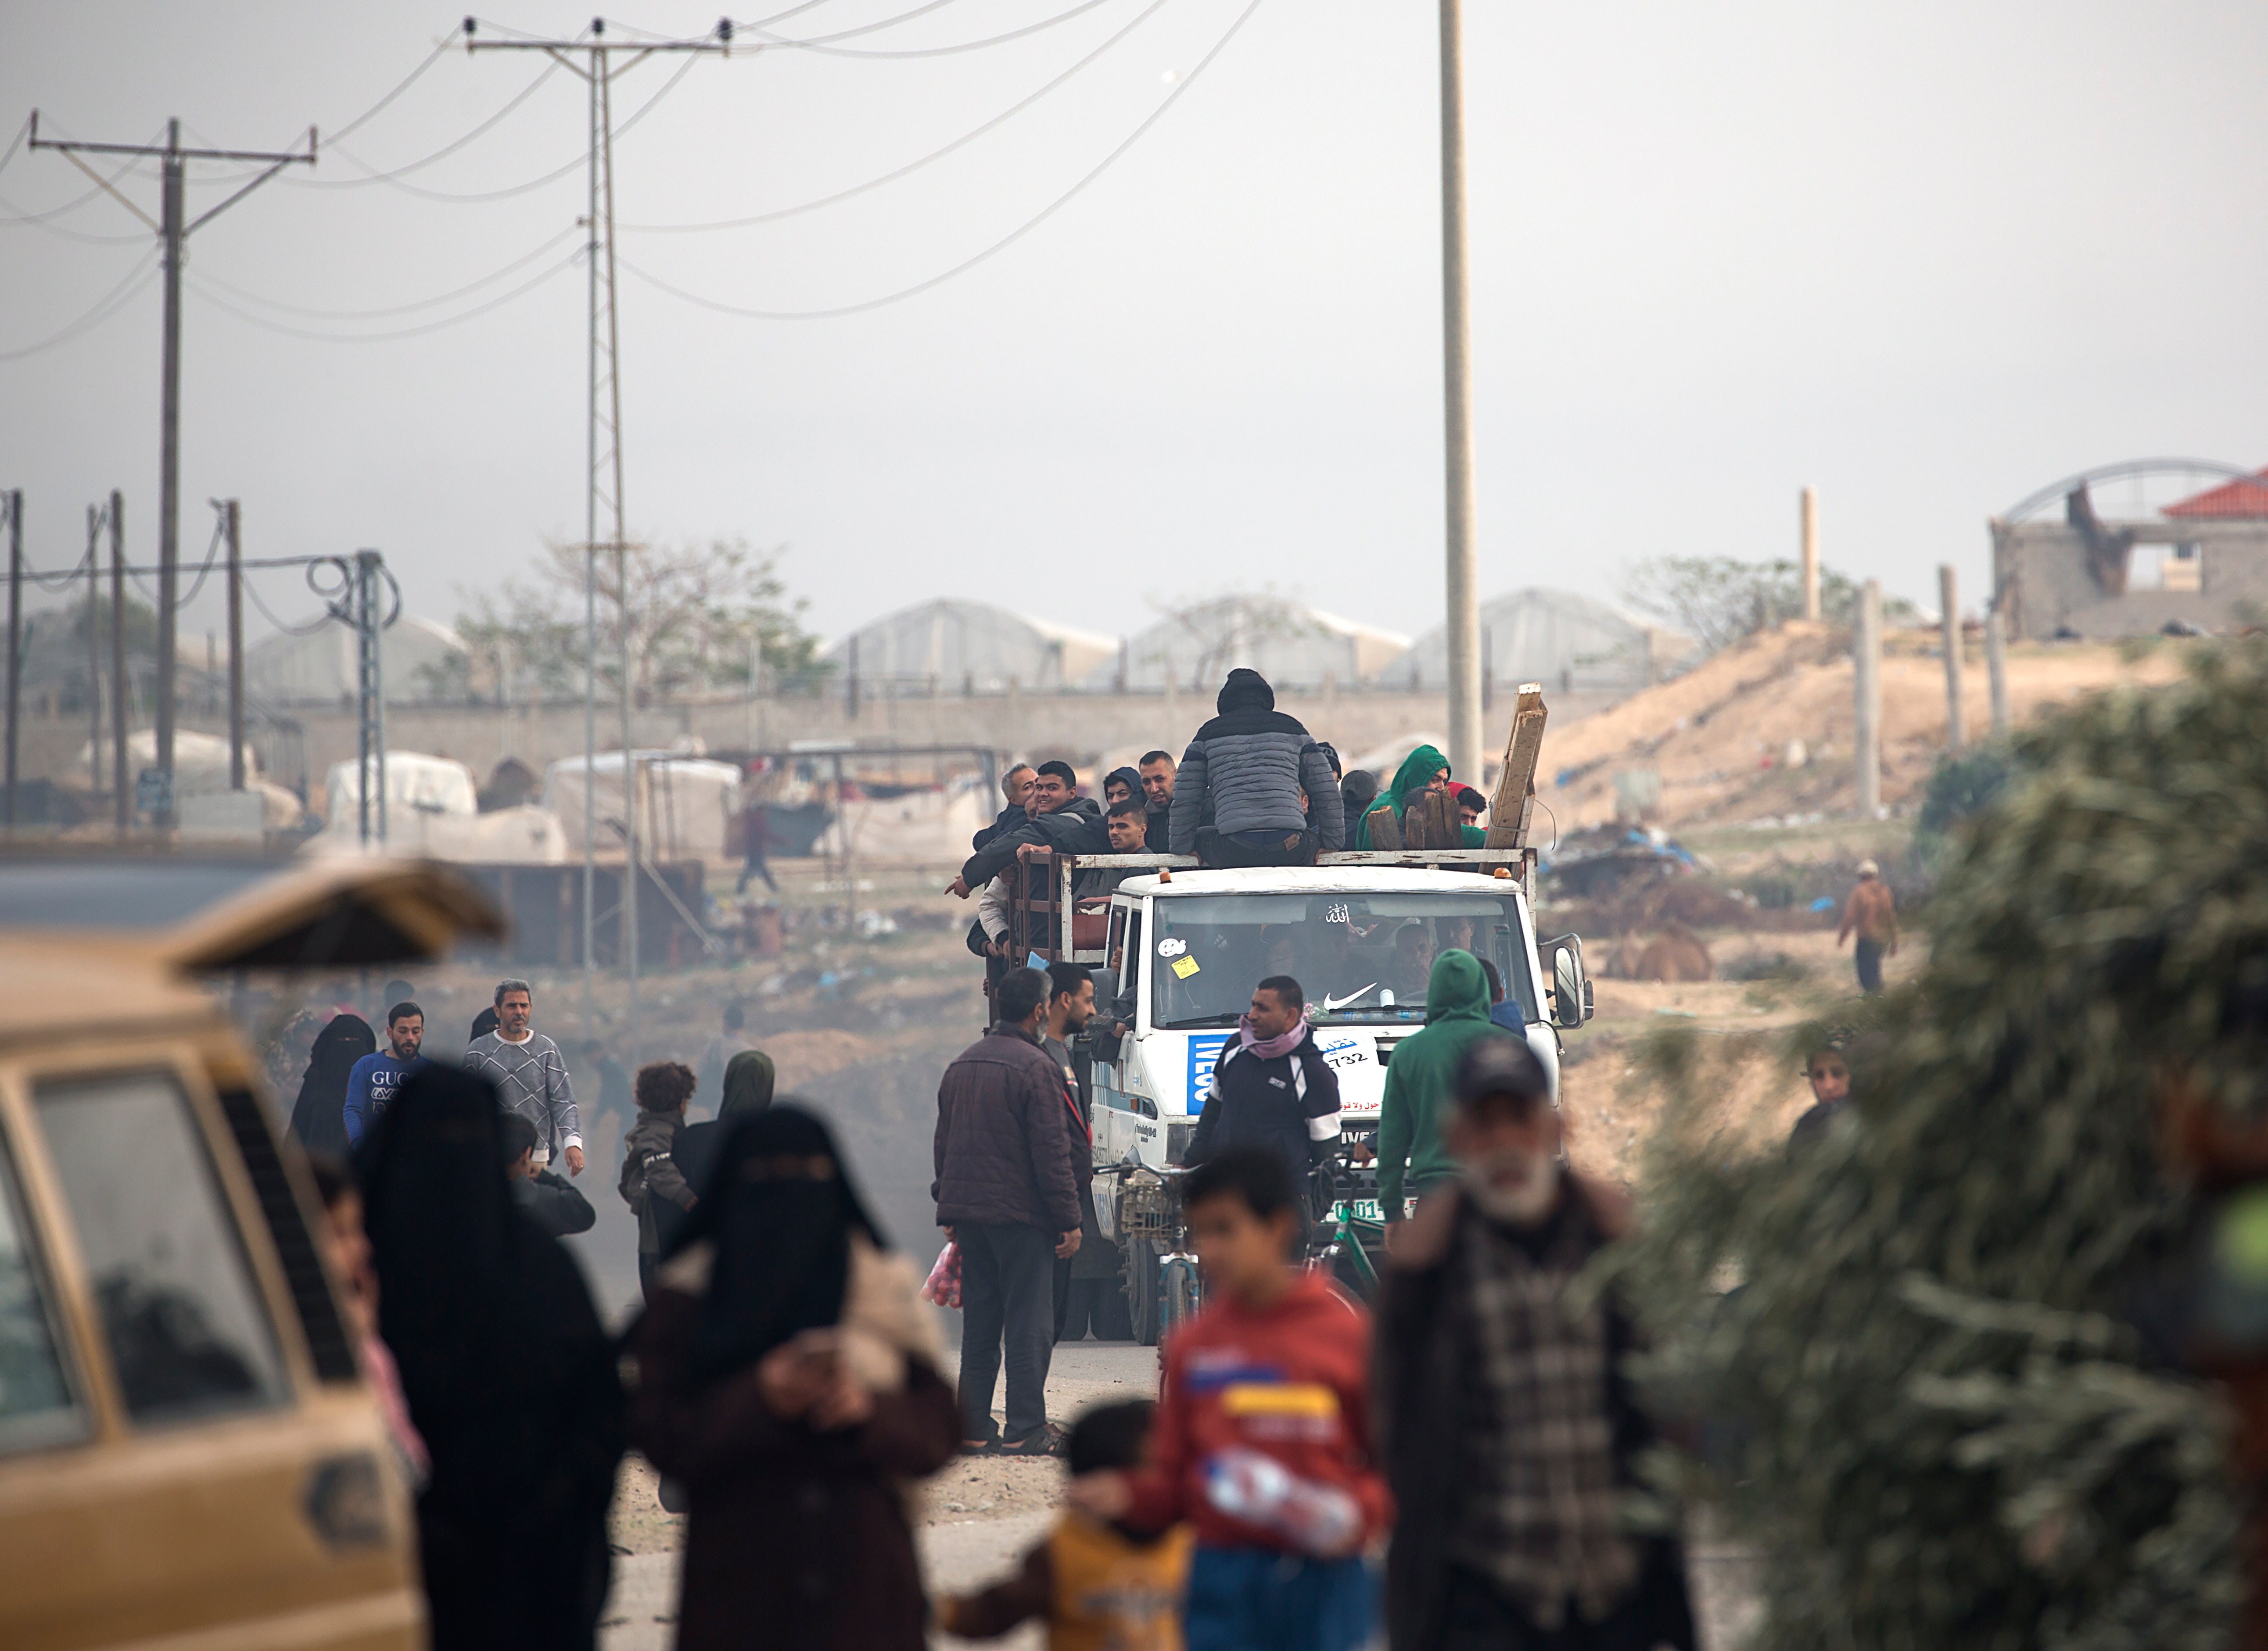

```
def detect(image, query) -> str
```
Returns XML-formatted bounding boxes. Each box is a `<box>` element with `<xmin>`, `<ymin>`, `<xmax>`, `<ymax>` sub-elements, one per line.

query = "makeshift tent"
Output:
<box><xmin>317</xmin><ymin>752</ymin><xmax>480</xmax><ymax>854</ymax></box>
<box><xmin>543</xmin><ymin>752</ymin><xmax>743</xmax><ymax>869</ymax></box>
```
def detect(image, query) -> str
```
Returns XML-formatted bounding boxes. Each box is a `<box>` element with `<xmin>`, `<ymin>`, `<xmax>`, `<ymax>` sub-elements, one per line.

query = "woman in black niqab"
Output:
<box><xmin>360</xmin><ymin>1065</ymin><xmax>624</xmax><ymax>1651</ymax></box>
<box><xmin>631</xmin><ymin>1104</ymin><xmax>958</xmax><ymax>1651</ymax></box>
<box><xmin>287</xmin><ymin>1012</ymin><xmax>373</xmax><ymax>1157</ymax></box>
<box><xmin>670</xmin><ymin>1104</ymin><xmax>883</xmax><ymax>1386</ymax></box>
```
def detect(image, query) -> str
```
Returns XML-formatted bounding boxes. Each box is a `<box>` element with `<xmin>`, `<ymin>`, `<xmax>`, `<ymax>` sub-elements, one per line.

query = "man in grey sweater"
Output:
<box><xmin>463</xmin><ymin>979</ymin><xmax>584</xmax><ymax>1176</ymax></box>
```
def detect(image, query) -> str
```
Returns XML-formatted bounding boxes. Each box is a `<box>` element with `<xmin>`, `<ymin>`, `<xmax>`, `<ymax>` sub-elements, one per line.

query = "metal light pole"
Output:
<box><xmin>1438</xmin><ymin>0</ymin><xmax>1483</xmax><ymax>784</ymax></box>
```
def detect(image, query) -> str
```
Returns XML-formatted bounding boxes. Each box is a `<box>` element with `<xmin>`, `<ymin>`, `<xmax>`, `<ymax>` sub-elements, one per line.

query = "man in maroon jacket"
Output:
<box><xmin>935</xmin><ymin>965</ymin><xmax>1084</xmax><ymax>1456</ymax></box>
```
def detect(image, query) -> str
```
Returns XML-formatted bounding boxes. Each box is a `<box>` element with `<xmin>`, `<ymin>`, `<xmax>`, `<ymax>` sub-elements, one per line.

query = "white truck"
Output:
<box><xmin>1006</xmin><ymin>690</ymin><xmax>1593</xmax><ymax>1342</ymax></box>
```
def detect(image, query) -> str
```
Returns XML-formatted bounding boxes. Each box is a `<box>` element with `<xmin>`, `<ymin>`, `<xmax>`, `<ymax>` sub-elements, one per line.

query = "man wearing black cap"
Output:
<box><xmin>1375</xmin><ymin>1039</ymin><xmax>1695</xmax><ymax>1651</ymax></box>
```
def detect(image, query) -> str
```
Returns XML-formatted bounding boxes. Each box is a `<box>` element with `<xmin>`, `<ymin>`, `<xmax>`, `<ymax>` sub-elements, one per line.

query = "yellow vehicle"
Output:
<box><xmin>0</xmin><ymin>852</ymin><xmax>502</xmax><ymax>1651</ymax></box>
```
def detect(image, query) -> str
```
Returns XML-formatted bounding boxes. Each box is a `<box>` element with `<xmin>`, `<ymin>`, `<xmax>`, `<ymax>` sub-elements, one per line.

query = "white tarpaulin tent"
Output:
<box><xmin>317</xmin><ymin>752</ymin><xmax>480</xmax><ymax>854</ymax></box>
<box><xmin>305</xmin><ymin>800</ymin><xmax>567</xmax><ymax>863</ymax></box>
<box><xmin>814</xmin><ymin>780</ymin><xmax>988</xmax><ymax>863</ymax></box>
<box><xmin>543</xmin><ymin>752</ymin><xmax>743</xmax><ymax>869</ymax></box>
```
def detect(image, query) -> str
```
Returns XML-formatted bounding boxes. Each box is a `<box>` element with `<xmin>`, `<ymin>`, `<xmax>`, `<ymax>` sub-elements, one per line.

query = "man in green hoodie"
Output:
<box><xmin>1375</xmin><ymin>950</ymin><xmax>1517</xmax><ymax>1252</ymax></box>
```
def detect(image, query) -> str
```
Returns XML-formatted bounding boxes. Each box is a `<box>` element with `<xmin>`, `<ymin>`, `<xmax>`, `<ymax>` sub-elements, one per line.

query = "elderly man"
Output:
<box><xmin>1377</xmin><ymin>1039</ymin><xmax>1695</xmax><ymax>1651</ymax></box>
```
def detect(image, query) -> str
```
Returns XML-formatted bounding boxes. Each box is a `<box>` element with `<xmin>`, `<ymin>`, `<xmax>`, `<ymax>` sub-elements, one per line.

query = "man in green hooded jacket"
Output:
<box><xmin>1375</xmin><ymin>950</ymin><xmax>1517</xmax><ymax>1248</ymax></box>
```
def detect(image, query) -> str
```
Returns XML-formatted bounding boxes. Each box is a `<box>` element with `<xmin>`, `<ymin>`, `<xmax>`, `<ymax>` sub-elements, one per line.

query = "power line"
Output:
<box><xmin>617</xmin><ymin>0</ymin><xmax>1264</xmax><ymax>319</ymax></box>
<box><xmin>289</xmin><ymin>58</ymin><xmax>564</xmax><ymax>189</ymax></box>
<box><xmin>194</xmin><ymin>222</ymin><xmax>582</xmax><ymax>320</ymax></box>
<box><xmin>186</xmin><ymin>247</ymin><xmax>582</xmax><ymax>341</ymax></box>
<box><xmin>309</xmin><ymin>51</ymin><xmax>697</xmax><ymax>204</ymax></box>
<box><xmin>0</xmin><ymin>119</ymin><xmax>166</xmax><ymax>229</ymax></box>
<box><xmin>0</xmin><ymin>248</ymin><xmax>161</xmax><ymax>361</ymax></box>
<box><xmin>623</xmin><ymin>0</ymin><xmax>1172</xmax><ymax>233</ymax></box>
<box><xmin>749</xmin><ymin>0</ymin><xmax>1120</xmax><ymax>58</ymax></box>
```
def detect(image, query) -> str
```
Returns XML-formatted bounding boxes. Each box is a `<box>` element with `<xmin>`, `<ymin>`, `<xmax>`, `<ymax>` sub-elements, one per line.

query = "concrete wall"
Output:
<box><xmin>11</xmin><ymin>685</ymin><xmax>1625</xmax><ymax>808</ymax></box>
<box><xmin>1993</xmin><ymin>517</ymin><xmax>2268</xmax><ymax>639</ymax></box>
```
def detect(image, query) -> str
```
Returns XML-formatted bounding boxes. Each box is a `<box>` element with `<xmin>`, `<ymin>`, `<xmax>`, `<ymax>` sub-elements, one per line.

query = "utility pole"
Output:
<box><xmin>1854</xmin><ymin>579</ymin><xmax>1882</xmax><ymax>819</ymax></box>
<box><xmin>1800</xmin><ymin>486</ymin><xmax>1821</xmax><ymax>622</ymax></box>
<box><xmin>222</xmin><ymin>500</ymin><xmax>244</xmax><ymax>790</ymax></box>
<box><xmin>85</xmin><ymin>505</ymin><xmax>104</xmax><ymax>796</ymax></box>
<box><xmin>1438</xmin><ymin>0</ymin><xmax>1483</xmax><ymax>784</ymax></box>
<box><xmin>109</xmin><ymin>494</ymin><xmax>128</xmax><ymax>833</ymax></box>
<box><xmin>1986</xmin><ymin>606</ymin><xmax>2010</xmax><ymax>734</ymax></box>
<box><xmin>29</xmin><ymin>115</ymin><xmax>314</xmax><ymax>828</ymax></box>
<box><xmin>1939</xmin><ymin>564</ymin><xmax>1963</xmax><ymax>753</ymax></box>
<box><xmin>4</xmin><ymin>491</ymin><xmax>20</xmax><ymax>829</ymax></box>
<box><xmin>464</xmin><ymin>18</ymin><xmax>732</xmax><ymax>1006</ymax></box>
<box><xmin>352</xmin><ymin>550</ymin><xmax>391</xmax><ymax>847</ymax></box>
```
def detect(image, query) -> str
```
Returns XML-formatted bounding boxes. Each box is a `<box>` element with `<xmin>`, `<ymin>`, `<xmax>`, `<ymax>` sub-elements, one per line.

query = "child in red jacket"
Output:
<box><xmin>1071</xmin><ymin>1147</ymin><xmax>1389</xmax><ymax>1651</ymax></box>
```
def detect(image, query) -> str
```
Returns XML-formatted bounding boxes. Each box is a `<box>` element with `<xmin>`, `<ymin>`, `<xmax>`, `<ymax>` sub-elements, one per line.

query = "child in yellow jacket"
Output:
<box><xmin>938</xmin><ymin>1400</ymin><xmax>1192</xmax><ymax>1651</ymax></box>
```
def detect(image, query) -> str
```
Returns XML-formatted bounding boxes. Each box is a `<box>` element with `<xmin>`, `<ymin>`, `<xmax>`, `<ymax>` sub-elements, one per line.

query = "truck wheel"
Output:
<box><xmin>1124</xmin><ymin>1236</ymin><xmax>1161</xmax><ymax>1347</ymax></box>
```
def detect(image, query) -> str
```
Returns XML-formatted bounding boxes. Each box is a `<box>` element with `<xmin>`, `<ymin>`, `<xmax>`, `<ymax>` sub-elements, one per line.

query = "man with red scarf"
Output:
<box><xmin>1185</xmin><ymin>975</ymin><xmax>1342</xmax><ymax>1246</ymax></box>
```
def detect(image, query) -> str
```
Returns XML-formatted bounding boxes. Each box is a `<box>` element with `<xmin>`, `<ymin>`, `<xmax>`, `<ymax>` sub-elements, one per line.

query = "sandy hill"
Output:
<box><xmin>1535</xmin><ymin>622</ymin><xmax>2187</xmax><ymax>833</ymax></box>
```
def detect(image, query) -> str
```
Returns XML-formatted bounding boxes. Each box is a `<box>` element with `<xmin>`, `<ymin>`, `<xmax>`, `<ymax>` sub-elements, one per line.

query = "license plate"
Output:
<box><xmin>1336</xmin><ymin>1199</ymin><xmax>1384</xmax><ymax>1222</ymax></box>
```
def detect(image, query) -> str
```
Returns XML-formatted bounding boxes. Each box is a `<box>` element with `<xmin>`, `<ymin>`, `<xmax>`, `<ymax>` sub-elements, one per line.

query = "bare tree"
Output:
<box><xmin>425</xmin><ymin>536</ymin><xmax>825</xmax><ymax>703</ymax></box>
<box><xmin>1622</xmin><ymin>556</ymin><xmax>1919</xmax><ymax>654</ymax></box>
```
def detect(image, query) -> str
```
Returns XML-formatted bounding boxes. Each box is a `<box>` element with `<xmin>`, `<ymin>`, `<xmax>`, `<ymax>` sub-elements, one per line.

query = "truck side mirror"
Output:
<box><xmin>1547</xmin><ymin>936</ymin><xmax>1591</xmax><ymax>1030</ymax></box>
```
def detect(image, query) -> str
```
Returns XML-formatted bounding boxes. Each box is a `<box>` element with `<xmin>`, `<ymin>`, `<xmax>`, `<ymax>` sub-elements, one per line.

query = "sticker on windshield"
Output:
<box><xmin>1324</xmin><ymin>902</ymin><xmax>1350</xmax><ymax>923</ymax></box>
<box><xmin>1170</xmin><ymin>954</ymin><xmax>1201</xmax><ymax>980</ymax></box>
<box><xmin>1157</xmin><ymin>937</ymin><xmax>1188</xmax><ymax>958</ymax></box>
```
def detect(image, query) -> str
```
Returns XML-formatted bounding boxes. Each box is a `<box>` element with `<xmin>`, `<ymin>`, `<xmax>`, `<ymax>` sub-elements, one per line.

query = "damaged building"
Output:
<box><xmin>1991</xmin><ymin>459</ymin><xmax>2268</xmax><ymax>638</ymax></box>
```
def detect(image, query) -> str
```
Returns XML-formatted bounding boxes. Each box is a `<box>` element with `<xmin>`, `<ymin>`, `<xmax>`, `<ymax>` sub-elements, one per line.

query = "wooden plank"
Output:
<box><xmin>1485</xmin><ymin>683</ymin><xmax>1549</xmax><ymax>849</ymax></box>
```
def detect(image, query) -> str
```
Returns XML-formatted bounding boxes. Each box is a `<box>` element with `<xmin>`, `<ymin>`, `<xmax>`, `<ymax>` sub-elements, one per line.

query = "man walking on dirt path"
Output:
<box><xmin>463</xmin><ymin>980</ymin><xmax>584</xmax><ymax>1177</ymax></box>
<box><xmin>935</xmin><ymin>965</ymin><xmax>1083</xmax><ymax>1456</ymax></box>
<box><xmin>1837</xmin><ymin>860</ymin><xmax>1898</xmax><ymax>996</ymax></box>
<box><xmin>1377</xmin><ymin>1038</ymin><xmax>1696</xmax><ymax>1651</ymax></box>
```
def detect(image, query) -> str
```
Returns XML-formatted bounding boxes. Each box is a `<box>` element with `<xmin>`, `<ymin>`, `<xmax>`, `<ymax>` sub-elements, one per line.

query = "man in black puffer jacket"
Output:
<box><xmin>1169</xmin><ymin>668</ymin><xmax>1345</xmax><ymax>867</ymax></box>
<box><xmin>1184</xmin><ymin>975</ymin><xmax>1342</xmax><ymax>1242</ymax></box>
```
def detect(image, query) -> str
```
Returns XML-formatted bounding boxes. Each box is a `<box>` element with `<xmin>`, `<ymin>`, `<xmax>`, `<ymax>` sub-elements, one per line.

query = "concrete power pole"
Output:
<box><xmin>3</xmin><ymin>492</ymin><xmax>18</xmax><ymax>830</ymax></box>
<box><xmin>1854</xmin><ymin>579</ymin><xmax>1882</xmax><ymax>818</ymax></box>
<box><xmin>1800</xmin><ymin>486</ymin><xmax>1820</xmax><ymax>621</ymax></box>
<box><xmin>109</xmin><ymin>494</ymin><xmax>128</xmax><ymax>833</ymax></box>
<box><xmin>1939</xmin><ymin>564</ymin><xmax>1963</xmax><ymax>752</ymax></box>
<box><xmin>223</xmin><ymin>500</ymin><xmax>244</xmax><ymax>791</ymax></box>
<box><xmin>1438</xmin><ymin>0</ymin><xmax>1483</xmax><ymax>784</ymax></box>
<box><xmin>29</xmin><ymin>115</ymin><xmax>313</xmax><ymax>828</ymax></box>
<box><xmin>466</xmin><ymin>19</ymin><xmax>732</xmax><ymax>1028</ymax></box>
<box><xmin>1985</xmin><ymin>607</ymin><xmax>2010</xmax><ymax>734</ymax></box>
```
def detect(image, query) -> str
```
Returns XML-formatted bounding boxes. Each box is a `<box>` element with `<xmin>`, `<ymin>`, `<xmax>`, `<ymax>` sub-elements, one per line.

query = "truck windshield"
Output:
<box><xmin>1149</xmin><ymin>892</ymin><xmax>1540</xmax><ymax>1028</ymax></box>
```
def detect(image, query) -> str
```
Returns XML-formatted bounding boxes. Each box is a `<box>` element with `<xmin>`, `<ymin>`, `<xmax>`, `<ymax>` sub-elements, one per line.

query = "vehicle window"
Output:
<box><xmin>1150</xmin><ymin>892</ymin><xmax>1539</xmax><ymax>1029</ymax></box>
<box><xmin>0</xmin><ymin>1124</ymin><xmax>88</xmax><ymax>1454</ymax></box>
<box><xmin>36</xmin><ymin>1072</ymin><xmax>290</xmax><ymax>1427</ymax></box>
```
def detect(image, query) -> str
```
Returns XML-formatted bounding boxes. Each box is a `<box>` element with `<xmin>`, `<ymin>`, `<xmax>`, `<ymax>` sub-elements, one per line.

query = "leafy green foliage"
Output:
<box><xmin>1612</xmin><ymin>641</ymin><xmax>2268</xmax><ymax>1650</ymax></box>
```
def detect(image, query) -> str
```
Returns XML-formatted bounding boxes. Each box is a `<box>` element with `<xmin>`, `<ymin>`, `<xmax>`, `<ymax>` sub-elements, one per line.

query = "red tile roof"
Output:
<box><xmin>2166</xmin><ymin>467</ymin><xmax>2268</xmax><ymax>519</ymax></box>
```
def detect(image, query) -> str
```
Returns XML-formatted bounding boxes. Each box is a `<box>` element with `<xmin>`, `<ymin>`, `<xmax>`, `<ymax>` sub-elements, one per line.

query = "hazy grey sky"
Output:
<box><xmin>4</xmin><ymin>0</ymin><xmax>2265</xmax><ymax>656</ymax></box>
